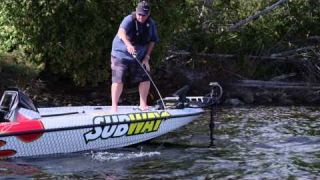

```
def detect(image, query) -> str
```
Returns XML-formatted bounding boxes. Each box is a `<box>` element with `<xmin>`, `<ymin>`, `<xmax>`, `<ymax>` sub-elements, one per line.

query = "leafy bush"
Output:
<box><xmin>0</xmin><ymin>0</ymin><xmax>319</xmax><ymax>85</ymax></box>
<box><xmin>0</xmin><ymin>1</ymin><xmax>133</xmax><ymax>85</ymax></box>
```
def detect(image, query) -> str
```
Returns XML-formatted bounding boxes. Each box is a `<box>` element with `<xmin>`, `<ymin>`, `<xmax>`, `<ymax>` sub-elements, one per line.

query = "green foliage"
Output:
<box><xmin>0</xmin><ymin>5</ymin><xmax>21</xmax><ymax>53</ymax></box>
<box><xmin>0</xmin><ymin>53</ymin><xmax>39</xmax><ymax>91</ymax></box>
<box><xmin>150</xmin><ymin>0</ymin><xmax>190</xmax><ymax>62</ymax></box>
<box><xmin>170</xmin><ymin>0</ymin><xmax>320</xmax><ymax>79</ymax></box>
<box><xmin>0</xmin><ymin>1</ymin><xmax>133</xmax><ymax>86</ymax></box>
<box><xmin>0</xmin><ymin>0</ymin><xmax>319</xmax><ymax>85</ymax></box>
<box><xmin>0</xmin><ymin>0</ymin><xmax>187</xmax><ymax>86</ymax></box>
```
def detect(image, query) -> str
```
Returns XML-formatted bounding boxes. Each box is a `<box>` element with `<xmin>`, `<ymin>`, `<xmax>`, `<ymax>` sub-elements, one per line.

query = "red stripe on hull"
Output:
<box><xmin>0</xmin><ymin>140</ymin><xmax>6</xmax><ymax>147</ymax></box>
<box><xmin>0</xmin><ymin>120</ymin><xmax>44</xmax><ymax>143</ymax></box>
<box><xmin>0</xmin><ymin>149</ymin><xmax>16</xmax><ymax>158</ymax></box>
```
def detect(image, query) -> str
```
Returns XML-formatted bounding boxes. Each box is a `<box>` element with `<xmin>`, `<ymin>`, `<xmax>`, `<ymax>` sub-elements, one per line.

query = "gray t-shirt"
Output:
<box><xmin>111</xmin><ymin>14</ymin><xmax>159</xmax><ymax>61</ymax></box>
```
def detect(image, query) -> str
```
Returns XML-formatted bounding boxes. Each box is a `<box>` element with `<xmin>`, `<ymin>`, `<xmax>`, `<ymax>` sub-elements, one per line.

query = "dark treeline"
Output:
<box><xmin>0</xmin><ymin>0</ymin><xmax>319</xmax><ymax>86</ymax></box>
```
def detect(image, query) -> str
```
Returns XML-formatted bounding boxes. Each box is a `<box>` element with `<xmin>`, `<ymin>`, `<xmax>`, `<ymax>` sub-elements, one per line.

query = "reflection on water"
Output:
<box><xmin>1</xmin><ymin>106</ymin><xmax>320</xmax><ymax>179</ymax></box>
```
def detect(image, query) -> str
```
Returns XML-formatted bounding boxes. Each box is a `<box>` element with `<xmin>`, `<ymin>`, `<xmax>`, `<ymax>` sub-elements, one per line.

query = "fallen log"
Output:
<box><xmin>308</xmin><ymin>36</ymin><xmax>320</xmax><ymax>44</ymax></box>
<box><xmin>168</xmin><ymin>51</ymin><xmax>299</xmax><ymax>63</ymax></box>
<box><xmin>226</xmin><ymin>80</ymin><xmax>320</xmax><ymax>90</ymax></box>
<box><xmin>270</xmin><ymin>46</ymin><xmax>317</xmax><ymax>57</ymax></box>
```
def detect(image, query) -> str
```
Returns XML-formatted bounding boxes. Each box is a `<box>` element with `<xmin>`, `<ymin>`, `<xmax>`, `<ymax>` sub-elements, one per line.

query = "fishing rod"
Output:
<box><xmin>132</xmin><ymin>53</ymin><xmax>166</xmax><ymax>110</ymax></box>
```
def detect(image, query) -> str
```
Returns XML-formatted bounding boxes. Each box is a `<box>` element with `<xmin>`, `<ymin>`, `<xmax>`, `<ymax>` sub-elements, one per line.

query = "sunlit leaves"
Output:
<box><xmin>0</xmin><ymin>0</ymin><xmax>319</xmax><ymax>85</ymax></box>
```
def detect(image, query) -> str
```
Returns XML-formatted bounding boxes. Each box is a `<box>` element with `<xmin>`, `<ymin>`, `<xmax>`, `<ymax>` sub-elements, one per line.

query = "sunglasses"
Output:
<box><xmin>138</xmin><ymin>13</ymin><xmax>146</xmax><ymax>17</ymax></box>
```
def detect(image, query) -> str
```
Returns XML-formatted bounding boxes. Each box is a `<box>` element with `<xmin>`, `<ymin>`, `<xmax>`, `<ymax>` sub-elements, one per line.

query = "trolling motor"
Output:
<box><xmin>157</xmin><ymin>82</ymin><xmax>223</xmax><ymax>109</ymax></box>
<box><xmin>187</xmin><ymin>82</ymin><xmax>223</xmax><ymax>147</ymax></box>
<box><xmin>171</xmin><ymin>85</ymin><xmax>190</xmax><ymax>109</ymax></box>
<box><xmin>156</xmin><ymin>82</ymin><xmax>223</xmax><ymax>146</ymax></box>
<box><xmin>206</xmin><ymin>82</ymin><xmax>223</xmax><ymax>147</ymax></box>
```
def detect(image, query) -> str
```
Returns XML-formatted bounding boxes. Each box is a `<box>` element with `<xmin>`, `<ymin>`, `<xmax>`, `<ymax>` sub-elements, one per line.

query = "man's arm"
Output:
<box><xmin>117</xmin><ymin>27</ymin><xmax>135</xmax><ymax>54</ymax></box>
<box><xmin>142</xmin><ymin>42</ymin><xmax>155</xmax><ymax>71</ymax></box>
<box><xmin>145</xmin><ymin>42</ymin><xmax>155</xmax><ymax>60</ymax></box>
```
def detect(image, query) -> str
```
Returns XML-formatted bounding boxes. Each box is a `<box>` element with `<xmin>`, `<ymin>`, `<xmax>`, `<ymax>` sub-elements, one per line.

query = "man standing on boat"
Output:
<box><xmin>110</xmin><ymin>1</ymin><xmax>159</xmax><ymax>113</ymax></box>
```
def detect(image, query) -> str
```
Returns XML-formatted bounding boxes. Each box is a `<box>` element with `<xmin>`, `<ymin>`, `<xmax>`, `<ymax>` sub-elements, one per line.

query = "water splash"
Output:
<box><xmin>89</xmin><ymin>150</ymin><xmax>161</xmax><ymax>162</ymax></box>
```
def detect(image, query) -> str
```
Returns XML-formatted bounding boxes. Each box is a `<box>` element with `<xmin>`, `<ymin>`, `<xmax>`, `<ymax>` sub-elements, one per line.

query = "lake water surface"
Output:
<box><xmin>1</xmin><ymin>106</ymin><xmax>320</xmax><ymax>179</ymax></box>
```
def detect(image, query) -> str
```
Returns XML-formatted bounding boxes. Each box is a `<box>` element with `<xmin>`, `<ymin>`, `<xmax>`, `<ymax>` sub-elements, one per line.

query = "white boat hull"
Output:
<box><xmin>0</xmin><ymin>106</ymin><xmax>203</xmax><ymax>158</ymax></box>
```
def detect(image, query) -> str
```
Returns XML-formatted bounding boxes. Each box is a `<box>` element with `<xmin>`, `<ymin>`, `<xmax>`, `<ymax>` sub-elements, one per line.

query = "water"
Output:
<box><xmin>1</xmin><ymin>106</ymin><xmax>320</xmax><ymax>179</ymax></box>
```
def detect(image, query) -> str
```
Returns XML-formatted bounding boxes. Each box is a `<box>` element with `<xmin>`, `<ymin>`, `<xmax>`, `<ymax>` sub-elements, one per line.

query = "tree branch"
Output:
<box><xmin>226</xmin><ymin>0</ymin><xmax>288</xmax><ymax>32</ymax></box>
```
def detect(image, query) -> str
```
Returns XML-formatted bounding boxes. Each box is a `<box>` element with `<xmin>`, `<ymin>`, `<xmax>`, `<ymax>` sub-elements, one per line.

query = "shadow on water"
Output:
<box><xmin>1</xmin><ymin>106</ymin><xmax>320</xmax><ymax>179</ymax></box>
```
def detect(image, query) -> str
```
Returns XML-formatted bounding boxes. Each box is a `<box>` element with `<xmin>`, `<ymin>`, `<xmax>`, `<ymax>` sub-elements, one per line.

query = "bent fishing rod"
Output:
<box><xmin>132</xmin><ymin>53</ymin><xmax>166</xmax><ymax>109</ymax></box>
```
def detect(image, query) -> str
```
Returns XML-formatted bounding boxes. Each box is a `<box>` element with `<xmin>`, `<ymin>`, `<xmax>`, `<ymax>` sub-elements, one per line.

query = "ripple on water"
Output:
<box><xmin>206</xmin><ymin>106</ymin><xmax>320</xmax><ymax>178</ymax></box>
<box><xmin>2</xmin><ymin>106</ymin><xmax>320</xmax><ymax>179</ymax></box>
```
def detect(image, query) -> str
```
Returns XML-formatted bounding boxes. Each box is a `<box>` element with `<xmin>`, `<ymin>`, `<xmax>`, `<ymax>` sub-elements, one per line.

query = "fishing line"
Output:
<box><xmin>132</xmin><ymin>54</ymin><xmax>166</xmax><ymax>109</ymax></box>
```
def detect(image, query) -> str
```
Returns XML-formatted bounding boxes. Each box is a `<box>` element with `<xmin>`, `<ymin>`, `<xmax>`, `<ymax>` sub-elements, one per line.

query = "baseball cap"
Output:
<box><xmin>136</xmin><ymin>1</ymin><xmax>150</xmax><ymax>16</ymax></box>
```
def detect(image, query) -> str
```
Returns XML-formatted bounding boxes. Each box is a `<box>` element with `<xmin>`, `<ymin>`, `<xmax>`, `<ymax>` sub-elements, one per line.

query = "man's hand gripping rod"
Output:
<box><xmin>132</xmin><ymin>54</ymin><xmax>166</xmax><ymax>109</ymax></box>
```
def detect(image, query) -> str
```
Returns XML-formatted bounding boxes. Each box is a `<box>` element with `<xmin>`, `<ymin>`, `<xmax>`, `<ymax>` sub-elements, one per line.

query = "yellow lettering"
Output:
<box><xmin>152</xmin><ymin>111</ymin><xmax>170</xmax><ymax>131</ymax></box>
<box><xmin>160</xmin><ymin>111</ymin><xmax>170</xmax><ymax>118</ymax></box>
<box><xmin>153</xmin><ymin>120</ymin><xmax>161</xmax><ymax>131</ymax></box>
<box><xmin>128</xmin><ymin>114</ymin><xmax>135</xmax><ymax>121</ymax></box>
<box><xmin>134</xmin><ymin>122</ymin><xmax>145</xmax><ymax>134</ymax></box>
<box><xmin>127</xmin><ymin>123</ymin><xmax>137</xmax><ymax>135</ymax></box>
<box><xmin>127</xmin><ymin>122</ymin><xmax>145</xmax><ymax>135</ymax></box>
<box><xmin>126</xmin><ymin>112</ymin><xmax>170</xmax><ymax>136</ymax></box>
<box><xmin>140</xmin><ymin>120</ymin><xmax>155</xmax><ymax>133</ymax></box>
<box><xmin>153</xmin><ymin>112</ymin><xmax>160</xmax><ymax>119</ymax></box>
<box><xmin>127</xmin><ymin>114</ymin><xmax>136</xmax><ymax>135</ymax></box>
<box><xmin>135</xmin><ymin>113</ymin><xmax>142</xmax><ymax>120</ymax></box>
<box><xmin>141</xmin><ymin>113</ymin><xmax>147</xmax><ymax>120</ymax></box>
<box><xmin>147</xmin><ymin>112</ymin><xmax>156</xmax><ymax>120</ymax></box>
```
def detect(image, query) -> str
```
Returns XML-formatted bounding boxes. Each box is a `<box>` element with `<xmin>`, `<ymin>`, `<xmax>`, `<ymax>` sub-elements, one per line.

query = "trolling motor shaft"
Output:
<box><xmin>206</xmin><ymin>82</ymin><xmax>223</xmax><ymax>147</ymax></box>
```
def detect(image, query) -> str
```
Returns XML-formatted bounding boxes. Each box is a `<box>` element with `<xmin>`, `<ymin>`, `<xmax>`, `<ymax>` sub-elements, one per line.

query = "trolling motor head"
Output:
<box><xmin>186</xmin><ymin>82</ymin><xmax>223</xmax><ymax>108</ymax></box>
<box><xmin>172</xmin><ymin>85</ymin><xmax>190</xmax><ymax>99</ymax></box>
<box><xmin>204</xmin><ymin>82</ymin><xmax>223</xmax><ymax>106</ymax></box>
<box><xmin>155</xmin><ymin>82</ymin><xmax>223</xmax><ymax>109</ymax></box>
<box><xmin>172</xmin><ymin>85</ymin><xmax>190</xmax><ymax>108</ymax></box>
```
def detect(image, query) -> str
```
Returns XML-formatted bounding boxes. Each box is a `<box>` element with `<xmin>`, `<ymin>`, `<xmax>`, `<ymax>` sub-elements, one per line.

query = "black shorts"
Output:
<box><xmin>111</xmin><ymin>56</ymin><xmax>150</xmax><ymax>84</ymax></box>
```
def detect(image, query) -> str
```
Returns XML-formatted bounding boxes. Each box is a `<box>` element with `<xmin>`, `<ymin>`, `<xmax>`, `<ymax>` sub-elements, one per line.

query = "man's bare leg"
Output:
<box><xmin>139</xmin><ymin>81</ymin><xmax>150</xmax><ymax>110</ymax></box>
<box><xmin>111</xmin><ymin>82</ymin><xmax>123</xmax><ymax>113</ymax></box>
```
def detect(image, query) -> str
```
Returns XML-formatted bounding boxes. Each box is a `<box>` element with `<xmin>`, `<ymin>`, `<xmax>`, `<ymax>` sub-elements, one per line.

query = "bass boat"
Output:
<box><xmin>0</xmin><ymin>83</ymin><xmax>222</xmax><ymax>158</ymax></box>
